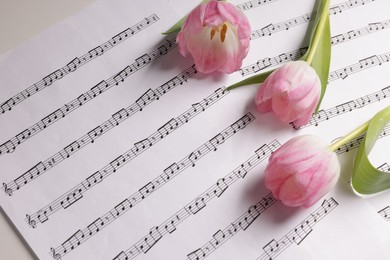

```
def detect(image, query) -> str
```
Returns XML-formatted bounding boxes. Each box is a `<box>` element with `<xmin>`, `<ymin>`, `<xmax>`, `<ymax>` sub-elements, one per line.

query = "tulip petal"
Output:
<box><xmin>271</xmin><ymin>135</ymin><xmax>325</xmax><ymax>165</ymax></box>
<box><xmin>177</xmin><ymin>0</ymin><xmax>251</xmax><ymax>74</ymax></box>
<box><xmin>264</xmin><ymin>135</ymin><xmax>340</xmax><ymax>207</ymax></box>
<box><xmin>255</xmin><ymin>61</ymin><xmax>321</xmax><ymax>125</ymax></box>
<box><xmin>277</xmin><ymin>177</ymin><xmax>308</xmax><ymax>207</ymax></box>
<box><xmin>303</xmin><ymin>154</ymin><xmax>339</xmax><ymax>207</ymax></box>
<box><xmin>264</xmin><ymin>160</ymin><xmax>291</xmax><ymax>197</ymax></box>
<box><xmin>256</xmin><ymin>98</ymin><xmax>272</xmax><ymax>112</ymax></box>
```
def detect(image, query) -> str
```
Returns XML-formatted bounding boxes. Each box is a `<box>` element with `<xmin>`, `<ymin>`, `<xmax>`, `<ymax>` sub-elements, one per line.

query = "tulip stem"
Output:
<box><xmin>306</xmin><ymin>0</ymin><xmax>330</xmax><ymax>65</ymax></box>
<box><xmin>329</xmin><ymin>105</ymin><xmax>390</xmax><ymax>152</ymax></box>
<box><xmin>330</xmin><ymin>122</ymin><xmax>369</xmax><ymax>152</ymax></box>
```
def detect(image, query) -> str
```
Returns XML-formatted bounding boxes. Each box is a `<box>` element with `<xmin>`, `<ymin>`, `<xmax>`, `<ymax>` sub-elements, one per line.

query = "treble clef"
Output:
<box><xmin>3</xmin><ymin>183</ymin><xmax>13</xmax><ymax>196</ymax></box>
<box><xmin>50</xmin><ymin>247</ymin><xmax>61</xmax><ymax>260</ymax></box>
<box><xmin>25</xmin><ymin>214</ymin><xmax>37</xmax><ymax>228</ymax></box>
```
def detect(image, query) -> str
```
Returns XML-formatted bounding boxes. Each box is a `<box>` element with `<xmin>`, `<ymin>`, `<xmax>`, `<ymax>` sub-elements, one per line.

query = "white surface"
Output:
<box><xmin>0</xmin><ymin>1</ymin><xmax>94</xmax><ymax>259</ymax></box>
<box><xmin>0</xmin><ymin>0</ymin><xmax>94</xmax><ymax>54</ymax></box>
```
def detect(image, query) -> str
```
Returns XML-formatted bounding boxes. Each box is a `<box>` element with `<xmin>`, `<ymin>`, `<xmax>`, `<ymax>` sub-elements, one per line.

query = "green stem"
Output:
<box><xmin>306</xmin><ymin>0</ymin><xmax>330</xmax><ymax>65</ymax></box>
<box><xmin>329</xmin><ymin>105</ymin><xmax>390</xmax><ymax>152</ymax></box>
<box><xmin>330</xmin><ymin>121</ymin><xmax>369</xmax><ymax>152</ymax></box>
<box><xmin>226</xmin><ymin>70</ymin><xmax>273</xmax><ymax>91</ymax></box>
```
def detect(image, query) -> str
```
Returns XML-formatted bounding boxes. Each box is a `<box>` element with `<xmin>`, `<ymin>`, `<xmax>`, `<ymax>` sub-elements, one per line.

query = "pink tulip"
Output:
<box><xmin>255</xmin><ymin>61</ymin><xmax>321</xmax><ymax>127</ymax></box>
<box><xmin>265</xmin><ymin>135</ymin><xmax>340</xmax><ymax>207</ymax></box>
<box><xmin>177</xmin><ymin>0</ymin><xmax>251</xmax><ymax>74</ymax></box>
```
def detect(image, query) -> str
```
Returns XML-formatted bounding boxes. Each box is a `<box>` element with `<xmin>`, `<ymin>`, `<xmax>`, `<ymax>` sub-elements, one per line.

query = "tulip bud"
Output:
<box><xmin>255</xmin><ymin>61</ymin><xmax>321</xmax><ymax>127</ymax></box>
<box><xmin>265</xmin><ymin>135</ymin><xmax>340</xmax><ymax>207</ymax></box>
<box><xmin>176</xmin><ymin>0</ymin><xmax>251</xmax><ymax>74</ymax></box>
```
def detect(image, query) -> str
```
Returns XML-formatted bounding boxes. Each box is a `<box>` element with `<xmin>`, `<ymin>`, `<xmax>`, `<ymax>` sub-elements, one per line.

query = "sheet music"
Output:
<box><xmin>2</xmin><ymin>0</ymin><xmax>390</xmax><ymax>259</ymax></box>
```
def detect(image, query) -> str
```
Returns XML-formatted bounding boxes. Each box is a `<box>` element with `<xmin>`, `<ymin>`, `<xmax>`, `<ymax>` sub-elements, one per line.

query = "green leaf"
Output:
<box><xmin>301</xmin><ymin>0</ymin><xmax>327</xmax><ymax>61</ymax></box>
<box><xmin>352</xmin><ymin>105</ymin><xmax>390</xmax><ymax>194</ymax></box>
<box><xmin>309</xmin><ymin>15</ymin><xmax>331</xmax><ymax>112</ymax></box>
<box><xmin>226</xmin><ymin>70</ymin><xmax>274</xmax><ymax>91</ymax></box>
<box><xmin>304</xmin><ymin>0</ymin><xmax>331</xmax><ymax>112</ymax></box>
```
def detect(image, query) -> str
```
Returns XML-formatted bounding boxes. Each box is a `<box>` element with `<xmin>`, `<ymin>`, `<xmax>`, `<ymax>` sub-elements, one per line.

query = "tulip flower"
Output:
<box><xmin>265</xmin><ymin>135</ymin><xmax>340</xmax><ymax>207</ymax></box>
<box><xmin>176</xmin><ymin>0</ymin><xmax>251</xmax><ymax>74</ymax></box>
<box><xmin>265</xmin><ymin>104</ymin><xmax>390</xmax><ymax>207</ymax></box>
<box><xmin>255</xmin><ymin>61</ymin><xmax>321</xmax><ymax>127</ymax></box>
<box><xmin>227</xmin><ymin>0</ymin><xmax>331</xmax><ymax>127</ymax></box>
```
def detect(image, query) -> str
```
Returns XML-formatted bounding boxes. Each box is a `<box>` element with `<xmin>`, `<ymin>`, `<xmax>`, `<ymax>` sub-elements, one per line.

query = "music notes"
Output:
<box><xmin>236</xmin><ymin>0</ymin><xmax>280</xmax><ymax>11</ymax></box>
<box><xmin>256</xmin><ymin>198</ymin><xmax>338</xmax><ymax>260</ymax></box>
<box><xmin>239</xmin><ymin>47</ymin><xmax>307</xmax><ymax>77</ymax></box>
<box><xmin>240</xmin><ymin>19</ymin><xmax>390</xmax><ymax>77</ymax></box>
<box><xmin>0</xmin><ymin>14</ymin><xmax>159</xmax><ymax>115</ymax></box>
<box><xmin>186</xmin><ymin>193</ymin><xmax>277</xmax><ymax>260</ymax></box>
<box><xmin>378</xmin><ymin>206</ymin><xmax>390</xmax><ymax>221</ymax></box>
<box><xmin>296</xmin><ymin>85</ymin><xmax>390</xmax><ymax>129</ymax></box>
<box><xmin>51</xmin><ymin>113</ymin><xmax>258</xmax><ymax>259</ymax></box>
<box><xmin>331</xmin><ymin>19</ymin><xmax>390</xmax><ymax>45</ymax></box>
<box><xmin>249</xmin><ymin>0</ymin><xmax>374</xmax><ymax>40</ymax></box>
<box><xmin>110</xmin><ymin>140</ymin><xmax>279</xmax><ymax>260</ymax></box>
<box><xmin>377</xmin><ymin>162</ymin><xmax>390</xmax><ymax>172</ymax></box>
<box><xmin>25</xmin><ymin>87</ymin><xmax>229</xmax><ymax>227</ymax></box>
<box><xmin>329</xmin><ymin>53</ymin><xmax>390</xmax><ymax>82</ymax></box>
<box><xmin>332</xmin><ymin>123</ymin><xmax>390</xmax><ymax>155</ymax></box>
<box><xmin>0</xmin><ymin>38</ymin><xmax>176</xmax><ymax>157</ymax></box>
<box><xmin>2</xmin><ymin>65</ymin><xmax>197</xmax><ymax>196</ymax></box>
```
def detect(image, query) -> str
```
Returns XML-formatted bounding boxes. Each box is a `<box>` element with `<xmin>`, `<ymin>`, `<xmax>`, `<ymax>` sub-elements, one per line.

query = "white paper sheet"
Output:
<box><xmin>1</xmin><ymin>0</ymin><xmax>390</xmax><ymax>259</ymax></box>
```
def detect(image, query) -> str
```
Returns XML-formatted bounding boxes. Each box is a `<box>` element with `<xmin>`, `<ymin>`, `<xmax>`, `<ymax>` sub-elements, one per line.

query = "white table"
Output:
<box><xmin>0</xmin><ymin>1</ymin><xmax>94</xmax><ymax>258</ymax></box>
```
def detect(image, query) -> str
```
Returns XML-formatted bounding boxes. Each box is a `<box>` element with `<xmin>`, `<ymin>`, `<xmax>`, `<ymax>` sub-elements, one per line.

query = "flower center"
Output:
<box><xmin>210</xmin><ymin>23</ymin><xmax>228</xmax><ymax>43</ymax></box>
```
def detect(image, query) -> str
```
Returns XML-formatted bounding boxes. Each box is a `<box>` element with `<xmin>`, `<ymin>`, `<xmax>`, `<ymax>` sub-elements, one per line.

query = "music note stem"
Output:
<box><xmin>329</xmin><ymin>104</ymin><xmax>390</xmax><ymax>151</ymax></box>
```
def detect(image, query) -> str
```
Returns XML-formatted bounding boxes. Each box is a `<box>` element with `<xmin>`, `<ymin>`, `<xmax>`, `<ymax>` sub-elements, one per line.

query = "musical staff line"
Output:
<box><xmin>257</xmin><ymin>198</ymin><xmax>338</xmax><ymax>260</ymax></box>
<box><xmin>333</xmin><ymin>124</ymin><xmax>389</xmax><ymax>155</ymax></box>
<box><xmin>239</xmin><ymin>47</ymin><xmax>308</xmax><ymax>77</ymax></box>
<box><xmin>377</xmin><ymin>162</ymin><xmax>390</xmax><ymax>172</ymax></box>
<box><xmin>0</xmin><ymin>0</ymin><xmax>280</xmax><ymax>114</ymax></box>
<box><xmin>0</xmin><ymin>14</ymin><xmax>159</xmax><ymax>115</ymax></box>
<box><xmin>51</xmin><ymin>114</ymin><xmax>259</xmax><ymax>260</ymax></box>
<box><xmin>186</xmin><ymin>193</ymin><xmax>277</xmax><ymax>260</ymax></box>
<box><xmin>109</xmin><ymin>140</ymin><xmax>280</xmax><ymax>260</ymax></box>
<box><xmin>250</xmin><ymin>0</ymin><xmax>375</xmax><ymax>40</ymax></box>
<box><xmin>328</xmin><ymin>53</ymin><xmax>390</xmax><ymax>82</ymax></box>
<box><xmin>2</xmin><ymin>65</ymin><xmax>197</xmax><ymax>196</ymax></box>
<box><xmin>24</xmin><ymin>87</ymin><xmax>229</xmax><ymax>228</ymax></box>
<box><xmin>240</xmin><ymin>18</ymin><xmax>390</xmax><ymax>77</ymax></box>
<box><xmin>331</xmin><ymin>19</ymin><xmax>390</xmax><ymax>45</ymax></box>
<box><xmin>294</xmin><ymin>85</ymin><xmax>390</xmax><ymax>129</ymax></box>
<box><xmin>378</xmin><ymin>205</ymin><xmax>390</xmax><ymax>221</ymax></box>
<box><xmin>0</xmin><ymin>38</ymin><xmax>177</xmax><ymax>157</ymax></box>
<box><xmin>236</xmin><ymin>0</ymin><xmax>280</xmax><ymax>11</ymax></box>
